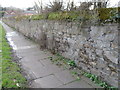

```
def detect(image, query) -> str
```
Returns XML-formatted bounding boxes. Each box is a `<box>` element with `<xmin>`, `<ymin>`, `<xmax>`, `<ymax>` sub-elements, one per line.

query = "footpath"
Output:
<box><xmin>1</xmin><ymin>21</ymin><xmax>101</xmax><ymax>88</ymax></box>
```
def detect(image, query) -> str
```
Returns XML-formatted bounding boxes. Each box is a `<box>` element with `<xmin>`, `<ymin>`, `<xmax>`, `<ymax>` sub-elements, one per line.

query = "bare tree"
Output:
<box><xmin>70</xmin><ymin>1</ymin><xmax>77</xmax><ymax>11</ymax></box>
<box><xmin>78</xmin><ymin>2</ymin><xmax>93</xmax><ymax>10</ymax></box>
<box><xmin>66</xmin><ymin>0</ymin><xmax>70</xmax><ymax>11</ymax></box>
<box><xmin>46</xmin><ymin>0</ymin><xmax>63</xmax><ymax>12</ymax></box>
<box><xmin>5</xmin><ymin>7</ymin><xmax>23</xmax><ymax>14</ymax></box>
<box><xmin>92</xmin><ymin>0</ymin><xmax>109</xmax><ymax>9</ymax></box>
<box><xmin>66</xmin><ymin>0</ymin><xmax>77</xmax><ymax>11</ymax></box>
<box><xmin>33</xmin><ymin>0</ymin><xmax>43</xmax><ymax>14</ymax></box>
<box><xmin>38</xmin><ymin>0</ymin><xmax>43</xmax><ymax>13</ymax></box>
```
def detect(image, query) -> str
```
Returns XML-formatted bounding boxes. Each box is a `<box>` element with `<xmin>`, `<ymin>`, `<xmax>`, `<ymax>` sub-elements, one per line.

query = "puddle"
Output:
<box><xmin>16</xmin><ymin>45</ymin><xmax>38</xmax><ymax>50</ymax></box>
<box><xmin>6</xmin><ymin>32</ymin><xmax>18</xmax><ymax>50</ymax></box>
<box><xmin>7</xmin><ymin>37</ymin><xmax>37</xmax><ymax>51</ymax></box>
<box><xmin>6</xmin><ymin>32</ymin><xmax>18</xmax><ymax>37</ymax></box>
<box><xmin>7</xmin><ymin>37</ymin><xmax>17</xmax><ymax>50</ymax></box>
<box><xmin>5</xmin><ymin>30</ymin><xmax>38</xmax><ymax>51</ymax></box>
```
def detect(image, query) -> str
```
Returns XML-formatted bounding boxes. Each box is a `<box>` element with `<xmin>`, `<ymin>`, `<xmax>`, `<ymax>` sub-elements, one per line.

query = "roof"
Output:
<box><xmin>23</xmin><ymin>10</ymin><xmax>37</xmax><ymax>14</ymax></box>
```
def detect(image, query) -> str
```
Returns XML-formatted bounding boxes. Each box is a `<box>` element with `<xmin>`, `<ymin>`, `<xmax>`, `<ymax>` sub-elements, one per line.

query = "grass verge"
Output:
<box><xmin>0</xmin><ymin>24</ymin><xmax>27</xmax><ymax>88</ymax></box>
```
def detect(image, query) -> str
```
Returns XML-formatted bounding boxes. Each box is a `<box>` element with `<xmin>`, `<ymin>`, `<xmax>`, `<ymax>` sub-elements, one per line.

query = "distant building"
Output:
<box><xmin>22</xmin><ymin>10</ymin><xmax>37</xmax><ymax>16</ymax></box>
<box><xmin>3</xmin><ymin>10</ymin><xmax>37</xmax><ymax>18</ymax></box>
<box><xmin>0</xmin><ymin>7</ymin><xmax>5</xmax><ymax>18</ymax></box>
<box><xmin>4</xmin><ymin>11</ymin><xmax>16</xmax><ymax>17</ymax></box>
<box><xmin>0</xmin><ymin>7</ymin><xmax>3</xmax><ymax>11</ymax></box>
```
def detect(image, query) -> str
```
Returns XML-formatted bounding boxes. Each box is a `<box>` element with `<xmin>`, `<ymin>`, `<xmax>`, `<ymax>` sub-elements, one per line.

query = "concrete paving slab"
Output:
<box><xmin>45</xmin><ymin>64</ymin><xmax>64</xmax><ymax>73</ymax></box>
<box><xmin>81</xmin><ymin>76</ymin><xmax>102</xmax><ymax>88</ymax></box>
<box><xmin>31</xmin><ymin>75</ymin><xmax>63</xmax><ymax>88</ymax></box>
<box><xmin>58</xmin><ymin>80</ymin><xmax>93</xmax><ymax>88</ymax></box>
<box><xmin>16</xmin><ymin>50</ymin><xmax>47</xmax><ymax>58</ymax></box>
<box><xmin>39</xmin><ymin>59</ymin><xmax>55</xmax><ymax>66</ymax></box>
<box><xmin>20</xmin><ymin>56</ymin><xmax>47</xmax><ymax>62</ymax></box>
<box><xmin>21</xmin><ymin>60</ymin><xmax>52</xmax><ymax>78</ymax></box>
<box><xmin>16</xmin><ymin>49</ymin><xmax>52</xmax><ymax>59</ymax></box>
<box><xmin>16</xmin><ymin>47</ymin><xmax>42</xmax><ymax>54</ymax></box>
<box><xmin>54</xmin><ymin>70</ymin><xmax>76</xmax><ymax>84</ymax></box>
<box><xmin>39</xmin><ymin>59</ymin><xmax>66</xmax><ymax>71</ymax></box>
<box><xmin>13</xmin><ymin>40</ymin><xmax>37</xmax><ymax>48</ymax></box>
<box><xmin>21</xmin><ymin>58</ymin><xmax>44</xmax><ymax>67</ymax></box>
<box><xmin>22</xmin><ymin>64</ymin><xmax>51</xmax><ymax>78</ymax></box>
<box><xmin>21</xmin><ymin>57</ymin><xmax>63</xmax><ymax>78</ymax></box>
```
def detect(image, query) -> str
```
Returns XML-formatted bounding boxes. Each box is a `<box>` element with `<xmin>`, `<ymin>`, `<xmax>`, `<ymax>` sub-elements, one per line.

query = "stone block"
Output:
<box><xmin>104</xmin><ymin>51</ymin><xmax>118</xmax><ymax>64</ymax></box>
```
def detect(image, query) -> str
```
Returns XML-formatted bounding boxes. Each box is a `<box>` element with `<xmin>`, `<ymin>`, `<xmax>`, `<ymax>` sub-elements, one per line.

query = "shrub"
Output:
<box><xmin>31</xmin><ymin>15</ymin><xmax>44</xmax><ymax>20</ymax></box>
<box><xmin>97</xmin><ymin>7</ymin><xmax>119</xmax><ymax>21</ymax></box>
<box><xmin>13</xmin><ymin>7</ymin><xmax>119</xmax><ymax>23</ymax></box>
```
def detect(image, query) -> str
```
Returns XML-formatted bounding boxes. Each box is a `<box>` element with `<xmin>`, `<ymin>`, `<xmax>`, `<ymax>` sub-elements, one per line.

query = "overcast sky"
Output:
<box><xmin>0</xmin><ymin>0</ymin><xmax>119</xmax><ymax>9</ymax></box>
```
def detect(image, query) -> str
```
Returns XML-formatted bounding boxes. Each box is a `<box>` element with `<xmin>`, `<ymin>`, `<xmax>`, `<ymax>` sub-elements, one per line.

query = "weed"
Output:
<box><xmin>83</xmin><ymin>72</ymin><xmax>117</xmax><ymax>89</ymax></box>
<box><xmin>48</xmin><ymin>56</ymin><xmax>53</xmax><ymax>60</ymax></box>
<box><xmin>71</xmin><ymin>71</ymin><xmax>78</xmax><ymax>75</ymax></box>
<box><xmin>48</xmin><ymin>53</ymin><xmax>117</xmax><ymax>89</ymax></box>
<box><xmin>67</xmin><ymin>60</ymin><xmax>76</xmax><ymax>67</ymax></box>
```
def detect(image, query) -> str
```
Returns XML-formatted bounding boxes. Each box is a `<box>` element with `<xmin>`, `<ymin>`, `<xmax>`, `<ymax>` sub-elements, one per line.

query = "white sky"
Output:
<box><xmin>0</xmin><ymin>0</ymin><xmax>119</xmax><ymax>9</ymax></box>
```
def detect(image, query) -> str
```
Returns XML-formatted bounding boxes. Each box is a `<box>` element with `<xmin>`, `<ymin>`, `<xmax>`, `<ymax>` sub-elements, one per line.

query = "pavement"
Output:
<box><xmin>1</xmin><ymin>21</ymin><xmax>101</xmax><ymax>88</ymax></box>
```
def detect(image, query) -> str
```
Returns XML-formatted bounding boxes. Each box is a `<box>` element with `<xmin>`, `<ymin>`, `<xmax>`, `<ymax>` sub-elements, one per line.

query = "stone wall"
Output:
<box><xmin>3</xmin><ymin>18</ymin><xmax>118</xmax><ymax>87</ymax></box>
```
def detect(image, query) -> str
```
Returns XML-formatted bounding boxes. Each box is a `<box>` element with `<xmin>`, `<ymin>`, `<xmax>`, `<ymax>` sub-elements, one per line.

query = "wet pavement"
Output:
<box><xmin>1</xmin><ymin>21</ymin><xmax>101</xmax><ymax>88</ymax></box>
